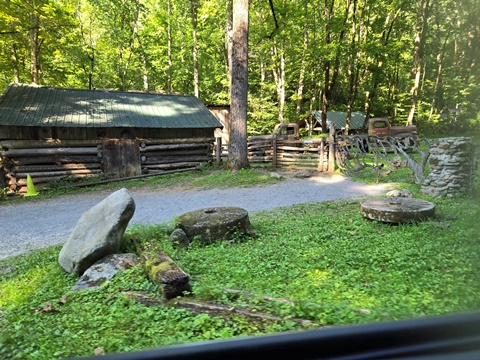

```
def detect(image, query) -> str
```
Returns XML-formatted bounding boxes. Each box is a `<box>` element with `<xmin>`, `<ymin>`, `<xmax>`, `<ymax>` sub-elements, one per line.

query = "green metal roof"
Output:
<box><xmin>0</xmin><ymin>83</ymin><xmax>223</xmax><ymax>129</ymax></box>
<box><xmin>313</xmin><ymin>111</ymin><xmax>366</xmax><ymax>130</ymax></box>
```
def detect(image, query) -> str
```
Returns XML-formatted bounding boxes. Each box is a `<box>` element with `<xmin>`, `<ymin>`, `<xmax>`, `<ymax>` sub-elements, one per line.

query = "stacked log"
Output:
<box><xmin>140</xmin><ymin>138</ymin><xmax>214</xmax><ymax>174</ymax></box>
<box><xmin>0</xmin><ymin>140</ymin><xmax>103</xmax><ymax>194</ymax></box>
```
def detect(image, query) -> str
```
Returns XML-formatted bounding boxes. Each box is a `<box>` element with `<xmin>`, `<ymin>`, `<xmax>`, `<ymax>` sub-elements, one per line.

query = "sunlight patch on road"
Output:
<box><xmin>308</xmin><ymin>175</ymin><xmax>346</xmax><ymax>184</ymax></box>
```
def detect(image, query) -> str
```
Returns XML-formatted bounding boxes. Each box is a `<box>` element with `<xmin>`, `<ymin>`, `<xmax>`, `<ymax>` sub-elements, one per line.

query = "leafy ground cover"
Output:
<box><xmin>0</xmin><ymin>164</ymin><xmax>281</xmax><ymax>203</ymax></box>
<box><xmin>1</xmin><ymin>145</ymin><xmax>479</xmax><ymax>359</ymax></box>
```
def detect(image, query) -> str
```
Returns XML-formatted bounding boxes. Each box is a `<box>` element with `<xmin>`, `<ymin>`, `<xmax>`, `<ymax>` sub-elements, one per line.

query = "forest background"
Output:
<box><xmin>0</xmin><ymin>0</ymin><xmax>478</xmax><ymax>136</ymax></box>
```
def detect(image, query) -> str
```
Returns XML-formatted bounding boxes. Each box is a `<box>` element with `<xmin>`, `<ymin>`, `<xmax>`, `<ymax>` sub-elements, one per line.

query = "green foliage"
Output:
<box><xmin>1</xmin><ymin>0</ymin><xmax>477</xmax><ymax>130</ymax></box>
<box><xmin>1</xmin><ymin>185</ymin><xmax>479</xmax><ymax>358</ymax></box>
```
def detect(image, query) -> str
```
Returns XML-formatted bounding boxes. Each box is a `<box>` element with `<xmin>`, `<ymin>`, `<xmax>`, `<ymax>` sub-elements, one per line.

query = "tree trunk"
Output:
<box><xmin>191</xmin><ymin>0</ymin><xmax>199</xmax><ymax>98</ymax></box>
<box><xmin>364</xmin><ymin>7</ymin><xmax>401</xmax><ymax>124</ymax></box>
<box><xmin>407</xmin><ymin>0</ymin><xmax>431</xmax><ymax>126</ymax></box>
<box><xmin>322</xmin><ymin>0</ymin><xmax>347</xmax><ymax>133</ymax></box>
<box><xmin>167</xmin><ymin>0</ymin><xmax>173</xmax><ymax>93</ymax></box>
<box><xmin>29</xmin><ymin>13</ymin><xmax>42</xmax><ymax>85</ymax></box>
<box><xmin>429</xmin><ymin>2</ymin><xmax>451</xmax><ymax>118</ymax></box>
<box><xmin>226</xmin><ymin>0</ymin><xmax>233</xmax><ymax>94</ymax></box>
<box><xmin>296</xmin><ymin>20</ymin><xmax>308</xmax><ymax>122</ymax></box>
<box><xmin>345</xmin><ymin>0</ymin><xmax>359</xmax><ymax>135</ymax></box>
<box><xmin>228</xmin><ymin>0</ymin><xmax>250</xmax><ymax>171</ymax></box>
<box><xmin>271</xmin><ymin>38</ymin><xmax>285</xmax><ymax>123</ymax></box>
<box><xmin>11</xmin><ymin>44</ymin><xmax>20</xmax><ymax>83</ymax></box>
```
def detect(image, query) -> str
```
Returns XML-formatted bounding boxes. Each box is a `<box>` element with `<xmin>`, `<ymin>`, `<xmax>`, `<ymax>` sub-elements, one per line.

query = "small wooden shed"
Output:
<box><xmin>0</xmin><ymin>83</ymin><xmax>223</xmax><ymax>193</ymax></box>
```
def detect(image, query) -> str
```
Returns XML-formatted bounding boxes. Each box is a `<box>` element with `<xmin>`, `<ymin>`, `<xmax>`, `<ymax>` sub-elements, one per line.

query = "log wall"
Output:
<box><xmin>0</xmin><ymin>139</ymin><xmax>104</xmax><ymax>194</ymax></box>
<box><xmin>0</xmin><ymin>136</ymin><xmax>215</xmax><ymax>194</ymax></box>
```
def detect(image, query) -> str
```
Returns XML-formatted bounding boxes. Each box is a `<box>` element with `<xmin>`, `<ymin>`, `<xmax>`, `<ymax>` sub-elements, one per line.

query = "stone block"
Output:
<box><xmin>59</xmin><ymin>188</ymin><xmax>135</xmax><ymax>275</ymax></box>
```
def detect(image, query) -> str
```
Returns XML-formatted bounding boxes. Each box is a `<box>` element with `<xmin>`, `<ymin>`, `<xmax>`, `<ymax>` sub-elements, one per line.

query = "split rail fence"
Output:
<box><xmin>246</xmin><ymin>135</ymin><xmax>335</xmax><ymax>172</ymax></box>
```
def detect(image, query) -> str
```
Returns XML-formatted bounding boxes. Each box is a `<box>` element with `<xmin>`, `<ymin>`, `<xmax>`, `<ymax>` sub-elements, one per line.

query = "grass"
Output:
<box><xmin>0</xmin><ymin>147</ymin><xmax>479</xmax><ymax>359</ymax></box>
<box><xmin>0</xmin><ymin>164</ymin><xmax>282</xmax><ymax>203</ymax></box>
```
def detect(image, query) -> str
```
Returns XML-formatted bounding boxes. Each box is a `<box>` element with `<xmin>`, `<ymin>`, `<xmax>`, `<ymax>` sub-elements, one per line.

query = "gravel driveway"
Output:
<box><xmin>0</xmin><ymin>174</ymin><xmax>390</xmax><ymax>260</ymax></box>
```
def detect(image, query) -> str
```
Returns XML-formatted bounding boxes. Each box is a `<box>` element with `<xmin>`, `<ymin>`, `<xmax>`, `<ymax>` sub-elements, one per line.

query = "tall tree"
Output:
<box><xmin>228</xmin><ymin>0</ymin><xmax>249</xmax><ymax>171</ymax></box>
<box><xmin>190</xmin><ymin>0</ymin><xmax>199</xmax><ymax>97</ymax></box>
<box><xmin>406</xmin><ymin>0</ymin><xmax>431</xmax><ymax>125</ymax></box>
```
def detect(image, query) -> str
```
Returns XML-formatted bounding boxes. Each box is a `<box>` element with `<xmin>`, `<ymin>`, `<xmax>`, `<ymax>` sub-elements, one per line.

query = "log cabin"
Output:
<box><xmin>0</xmin><ymin>83</ymin><xmax>223</xmax><ymax>193</ymax></box>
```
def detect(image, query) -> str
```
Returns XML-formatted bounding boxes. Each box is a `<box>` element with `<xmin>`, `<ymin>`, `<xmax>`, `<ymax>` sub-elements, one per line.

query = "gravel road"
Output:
<box><xmin>0</xmin><ymin>174</ymin><xmax>390</xmax><ymax>260</ymax></box>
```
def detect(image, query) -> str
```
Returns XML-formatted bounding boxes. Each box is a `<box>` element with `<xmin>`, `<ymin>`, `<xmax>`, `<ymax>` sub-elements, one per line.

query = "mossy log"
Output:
<box><xmin>172</xmin><ymin>300</ymin><xmax>320</xmax><ymax>327</ymax></box>
<box><xmin>140</xmin><ymin>251</ymin><xmax>191</xmax><ymax>300</ymax></box>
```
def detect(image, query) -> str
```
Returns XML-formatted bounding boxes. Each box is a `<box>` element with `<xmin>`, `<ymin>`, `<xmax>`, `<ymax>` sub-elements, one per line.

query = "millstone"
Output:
<box><xmin>360</xmin><ymin>198</ymin><xmax>435</xmax><ymax>224</ymax></box>
<box><xmin>175</xmin><ymin>207</ymin><xmax>250</xmax><ymax>244</ymax></box>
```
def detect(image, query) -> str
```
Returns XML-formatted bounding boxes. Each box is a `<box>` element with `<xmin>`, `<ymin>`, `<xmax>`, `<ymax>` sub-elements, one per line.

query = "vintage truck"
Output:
<box><xmin>248</xmin><ymin>122</ymin><xmax>300</xmax><ymax>141</ymax></box>
<box><xmin>367</xmin><ymin>117</ymin><xmax>417</xmax><ymax>138</ymax></box>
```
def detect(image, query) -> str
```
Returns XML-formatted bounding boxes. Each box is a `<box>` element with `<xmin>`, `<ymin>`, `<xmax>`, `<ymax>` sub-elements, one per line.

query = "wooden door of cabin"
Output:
<box><xmin>102</xmin><ymin>139</ymin><xmax>141</xmax><ymax>179</ymax></box>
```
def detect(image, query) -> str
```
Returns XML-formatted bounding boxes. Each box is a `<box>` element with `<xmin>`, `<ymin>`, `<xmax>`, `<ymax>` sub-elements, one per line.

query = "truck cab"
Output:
<box><xmin>272</xmin><ymin>122</ymin><xmax>299</xmax><ymax>140</ymax></box>
<box><xmin>368</xmin><ymin>118</ymin><xmax>417</xmax><ymax>137</ymax></box>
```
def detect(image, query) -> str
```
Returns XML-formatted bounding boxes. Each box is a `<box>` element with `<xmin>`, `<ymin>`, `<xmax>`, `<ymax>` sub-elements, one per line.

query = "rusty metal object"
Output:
<box><xmin>360</xmin><ymin>198</ymin><xmax>435</xmax><ymax>224</ymax></box>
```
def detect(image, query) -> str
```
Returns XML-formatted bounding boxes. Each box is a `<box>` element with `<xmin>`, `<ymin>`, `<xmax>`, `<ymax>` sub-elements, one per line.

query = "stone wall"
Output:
<box><xmin>420</xmin><ymin>137</ymin><xmax>476</xmax><ymax>198</ymax></box>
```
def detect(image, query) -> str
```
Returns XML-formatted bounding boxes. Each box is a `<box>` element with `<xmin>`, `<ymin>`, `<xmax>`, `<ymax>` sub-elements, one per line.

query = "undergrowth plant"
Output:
<box><xmin>1</xmin><ymin>162</ymin><xmax>479</xmax><ymax>359</ymax></box>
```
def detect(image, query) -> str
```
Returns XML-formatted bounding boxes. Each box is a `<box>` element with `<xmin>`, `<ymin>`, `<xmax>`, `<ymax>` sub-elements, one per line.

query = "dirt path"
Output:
<box><xmin>0</xmin><ymin>174</ymin><xmax>390</xmax><ymax>260</ymax></box>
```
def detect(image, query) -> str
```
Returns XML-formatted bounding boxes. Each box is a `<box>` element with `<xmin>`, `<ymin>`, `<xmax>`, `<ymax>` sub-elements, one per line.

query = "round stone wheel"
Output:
<box><xmin>176</xmin><ymin>207</ymin><xmax>250</xmax><ymax>244</ymax></box>
<box><xmin>360</xmin><ymin>198</ymin><xmax>435</xmax><ymax>224</ymax></box>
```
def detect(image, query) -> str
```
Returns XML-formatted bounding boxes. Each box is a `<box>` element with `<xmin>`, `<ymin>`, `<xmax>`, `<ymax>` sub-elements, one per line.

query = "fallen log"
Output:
<box><xmin>222</xmin><ymin>288</ymin><xmax>293</xmax><ymax>304</ymax></box>
<box><xmin>172</xmin><ymin>300</ymin><xmax>320</xmax><ymax>327</ymax></box>
<box><xmin>140</xmin><ymin>251</ymin><xmax>191</xmax><ymax>300</ymax></box>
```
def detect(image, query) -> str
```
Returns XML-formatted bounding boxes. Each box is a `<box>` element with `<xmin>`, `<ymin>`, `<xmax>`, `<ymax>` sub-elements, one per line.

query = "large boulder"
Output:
<box><xmin>59</xmin><ymin>188</ymin><xmax>135</xmax><ymax>275</ymax></box>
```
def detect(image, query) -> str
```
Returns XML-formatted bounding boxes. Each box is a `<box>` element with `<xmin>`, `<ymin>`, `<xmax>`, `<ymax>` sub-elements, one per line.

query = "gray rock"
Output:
<box><xmin>386</xmin><ymin>189</ymin><xmax>413</xmax><ymax>198</ymax></box>
<box><xmin>270</xmin><ymin>172</ymin><xmax>283</xmax><ymax>179</ymax></box>
<box><xmin>59</xmin><ymin>188</ymin><xmax>135</xmax><ymax>275</ymax></box>
<box><xmin>169</xmin><ymin>228</ymin><xmax>190</xmax><ymax>249</ymax></box>
<box><xmin>293</xmin><ymin>170</ymin><xmax>313</xmax><ymax>178</ymax></box>
<box><xmin>71</xmin><ymin>253</ymin><xmax>139</xmax><ymax>291</ymax></box>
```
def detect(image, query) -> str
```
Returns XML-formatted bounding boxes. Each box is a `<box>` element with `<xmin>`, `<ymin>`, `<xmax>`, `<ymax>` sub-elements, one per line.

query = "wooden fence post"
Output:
<box><xmin>318</xmin><ymin>137</ymin><xmax>325</xmax><ymax>172</ymax></box>
<box><xmin>328</xmin><ymin>124</ymin><xmax>336</xmax><ymax>173</ymax></box>
<box><xmin>215</xmin><ymin>137</ymin><xmax>222</xmax><ymax>165</ymax></box>
<box><xmin>272</xmin><ymin>134</ymin><xmax>277</xmax><ymax>170</ymax></box>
